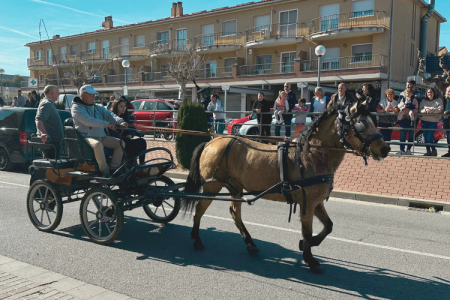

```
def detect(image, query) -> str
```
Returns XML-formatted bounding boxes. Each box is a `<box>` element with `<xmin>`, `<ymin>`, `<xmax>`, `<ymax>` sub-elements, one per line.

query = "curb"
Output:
<box><xmin>166</xmin><ymin>171</ymin><xmax>450</xmax><ymax>212</ymax></box>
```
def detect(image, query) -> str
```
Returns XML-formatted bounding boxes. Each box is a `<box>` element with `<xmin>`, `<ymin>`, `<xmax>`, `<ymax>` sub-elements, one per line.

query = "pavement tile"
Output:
<box><xmin>9</xmin><ymin>265</ymin><xmax>48</xmax><ymax>279</ymax></box>
<box><xmin>0</xmin><ymin>261</ymin><xmax>30</xmax><ymax>272</ymax></box>
<box><xmin>28</xmin><ymin>271</ymin><xmax>67</xmax><ymax>285</ymax></box>
<box><xmin>0</xmin><ymin>256</ymin><xmax>14</xmax><ymax>266</ymax></box>
<box><xmin>64</xmin><ymin>284</ymin><xmax>106</xmax><ymax>299</ymax></box>
<box><xmin>88</xmin><ymin>291</ymin><xmax>131</xmax><ymax>300</ymax></box>
<box><xmin>47</xmin><ymin>277</ymin><xmax>86</xmax><ymax>293</ymax></box>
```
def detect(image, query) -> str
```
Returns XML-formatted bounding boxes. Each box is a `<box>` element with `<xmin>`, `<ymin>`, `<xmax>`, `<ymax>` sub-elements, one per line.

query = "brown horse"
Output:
<box><xmin>182</xmin><ymin>101</ymin><xmax>390</xmax><ymax>273</ymax></box>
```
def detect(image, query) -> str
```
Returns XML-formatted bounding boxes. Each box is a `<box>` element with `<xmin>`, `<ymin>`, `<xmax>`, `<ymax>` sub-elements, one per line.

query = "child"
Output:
<box><xmin>397</xmin><ymin>88</ymin><xmax>416</xmax><ymax>126</ymax></box>
<box><xmin>292</xmin><ymin>98</ymin><xmax>309</xmax><ymax>137</ymax></box>
<box><xmin>273</xmin><ymin>91</ymin><xmax>289</xmax><ymax>124</ymax></box>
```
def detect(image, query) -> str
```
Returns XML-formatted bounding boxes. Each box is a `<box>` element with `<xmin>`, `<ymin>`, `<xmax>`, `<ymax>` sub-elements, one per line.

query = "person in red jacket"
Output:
<box><xmin>292</xmin><ymin>98</ymin><xmax>309</xmax><ymax>137</ymax></box>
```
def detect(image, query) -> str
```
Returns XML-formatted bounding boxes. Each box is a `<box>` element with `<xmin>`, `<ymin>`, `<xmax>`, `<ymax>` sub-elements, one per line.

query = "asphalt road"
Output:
<box><xmin>0</xmin><ymin>169</ymin><xmax>449</xmax><ymax>300</ymax></box>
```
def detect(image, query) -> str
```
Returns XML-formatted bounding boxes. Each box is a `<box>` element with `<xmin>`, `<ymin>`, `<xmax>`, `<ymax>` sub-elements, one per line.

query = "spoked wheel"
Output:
<box><xmin>143</xmin><ymin>176</ymin><xmax>180</xmax><ymax>223</ymax></box>
<box><xmin>164</xmin><ymin>125</ymin><xmax>174</xmax><ymax>141</ymax></box>
<box><xmin>79</xmin><ymin>187</ymin><xmax>124</xmax><ymax>245</ymax></box>
<box><xmin>26</xmin><ymin>180</ymin><xmax>63</xmax><ymax>232</ymax></box>
<box><xmin>0</xmin><ymin>148</ymin><xmax>14</xmax><ymax>171</ymax></box>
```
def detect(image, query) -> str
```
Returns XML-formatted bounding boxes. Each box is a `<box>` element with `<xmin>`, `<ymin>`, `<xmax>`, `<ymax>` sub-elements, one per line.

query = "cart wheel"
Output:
<box><xmin>0</xmin><ymin>148</ymin><xmax>14</xmax><ymax>171</ymax></box>
<box><xmin>79</xmin><ymin>187</ymin><xmax>124</xmax><ymax>245</ymax></box>
<box><xmin>143</xmin><ymin>176</ymin><xmax>180</xmax><ymax>223</ymax></box>
<box><xmin>26</xmin><ymin>180</ymin><xmax>63</xmax><ymax>232</ymax></box>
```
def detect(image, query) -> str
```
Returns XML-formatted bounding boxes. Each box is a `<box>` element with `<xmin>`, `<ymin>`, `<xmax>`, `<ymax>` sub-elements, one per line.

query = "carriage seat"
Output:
<box><xmin>32</xmin><ymin>158</ymin><xmax>76</xmax><ymax>169</ymax></box>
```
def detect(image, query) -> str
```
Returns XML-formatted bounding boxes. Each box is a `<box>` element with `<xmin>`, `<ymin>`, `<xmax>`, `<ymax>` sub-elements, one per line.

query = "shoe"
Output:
<box><xmin>431</xmin><ymin>149</ymin><xmax>438</xmax><ymax>156</ymax></box>
<box><xmin>101</xmin><ymin>169</ymin><xmax>111</xmax><ymax>178</ymax></box>
<box><xmin>423</xmin><ymin>151</ymin><xmax>432</xmax><ymax>156</ymax></box>
<box><xmin>405</xmin><ymin>150</ymin><xmax>412</xmax><ymax>155</ymax></box>
<box><xmin>396</xmin><ymin>150</ymin><xmax>405</xmax><ymax>155</ymax></box>
<box><xmin>441</xmin><ymin>152</ymin><xmax>450</xmax><ymax>157</ymax></box>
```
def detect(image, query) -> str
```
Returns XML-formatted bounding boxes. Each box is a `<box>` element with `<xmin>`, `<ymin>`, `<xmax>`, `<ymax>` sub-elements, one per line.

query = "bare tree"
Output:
<box><xmin>65</xmin><ymin>61</ymin><xmax>108</xmax><ymax>91</ymax></box>
<box><xmin>417</xmin><ymin>49</ymin><xmax>450</xmax><ymax>97</ymax></box>
<box><xmin>161</xmin><ymin>40</ymin><xmax>206</xmax><ymax>101</ymax></box>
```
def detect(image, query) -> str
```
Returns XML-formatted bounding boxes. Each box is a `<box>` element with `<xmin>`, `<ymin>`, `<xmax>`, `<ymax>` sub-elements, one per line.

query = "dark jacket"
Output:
<box><xmin>252</xmin><ymin>99</ymin><xmax>272</xmax><ymax>124</ymax></box>
<box><xmin>328</xmin><ymin>91</ymin><xmax>357</xmax><ymax>110</ymax></box>
<box><xmin>33</xmin><ymin>95</ymin><xmax>41</xmax><ymax>108</ymax></box>
<box><xmin>443</xmin><ymin>98</ymin><xmax>450</xmax><ymax>128</ymax></box>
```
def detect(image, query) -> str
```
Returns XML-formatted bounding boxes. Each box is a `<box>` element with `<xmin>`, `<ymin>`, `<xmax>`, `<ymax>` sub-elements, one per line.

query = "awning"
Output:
<box><xmin>228</xmin><ymin>86</ymin><xmax>275</xmax><ymax>95</ymax></box>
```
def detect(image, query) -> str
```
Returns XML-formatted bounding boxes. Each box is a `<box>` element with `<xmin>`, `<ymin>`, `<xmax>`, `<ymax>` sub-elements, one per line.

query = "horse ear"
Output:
<box><xmin>361</xmin><ymin>100</ymin><xmax>368</xmax><ymax>107</ymax></box>
<box><xmin>349</xmin><ymin>101</ymin><xmax>358</xmax><ymax>114</ymax></box>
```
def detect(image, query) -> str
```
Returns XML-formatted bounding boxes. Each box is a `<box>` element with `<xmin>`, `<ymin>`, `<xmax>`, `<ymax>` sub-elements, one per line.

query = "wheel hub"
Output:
<box><xmin>96</xmin><ymin>211</ymin><xmax>103</xmax><ymax>220</ymax></box>
<box><xmin>39</xmin><ymin>202</ymin><xmax>46</xmax><ymax>210</ymax></box>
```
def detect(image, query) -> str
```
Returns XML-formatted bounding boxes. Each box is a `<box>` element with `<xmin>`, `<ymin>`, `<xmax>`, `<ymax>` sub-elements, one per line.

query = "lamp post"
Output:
<box><xmin>315</xmin><ymin>45</ymin><xmax>326</xmax><ymax>87</ymax></box>
<box><xmin>0</xmin><ymin>69</ymin><xmax>4</xmax><ymax>98</ymax></box>
<box><xmin>122</xmin><ymin>60</ymin><xmax>130</xmax><ymax>96</ymax></box>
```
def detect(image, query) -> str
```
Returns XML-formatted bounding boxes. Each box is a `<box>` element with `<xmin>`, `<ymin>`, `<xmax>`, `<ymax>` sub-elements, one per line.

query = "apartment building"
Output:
<box><xmin>24</xmin><ymin>0</ymin><xmax>445</xmax><ymax>115</ymax></box>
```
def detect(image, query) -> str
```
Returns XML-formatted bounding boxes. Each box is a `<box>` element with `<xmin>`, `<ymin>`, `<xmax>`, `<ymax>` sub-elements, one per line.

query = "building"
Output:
<box><xmin>24</xmin><ymin>0</ymin><xmax>445</xmax><ymax>117</ymax></box>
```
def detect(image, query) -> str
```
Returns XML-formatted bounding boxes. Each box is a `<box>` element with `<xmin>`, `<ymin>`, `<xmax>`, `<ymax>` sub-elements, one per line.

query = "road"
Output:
<box><xmin>0</xmin><ymin>169</ymin><xmax>449</xmax><ymax>299</ymax></box>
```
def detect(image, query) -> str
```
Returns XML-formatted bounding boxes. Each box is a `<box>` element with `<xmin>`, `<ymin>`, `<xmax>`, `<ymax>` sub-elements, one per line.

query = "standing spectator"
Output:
<box><xmin>106</xmin><ymin>95</ymin><xmax>116</xmax><ymax>109</ymax></box>
<box><xmin>328</xmin><ymin>83</ymin><xmax>357</xmax><ymax>110</ymax></box>
<box><xmin>31</xmin><ymin>90</ymin><xmax>41</xmax><ymax>108</ymax></box>
<box><xmin>362</xmin><ymin>83</ymin><xmax>378</xmax><ymax>125</ymax></box>
<box><xmin>273</xmin><ymin>91</ymin><xmax>290</xmax><ymax>136</ymax></box>
<box><xmin>309</xmin><ymin>87</ymin><xmax>330</xmax><ymax>121</ymax></box>
<box><xmin>25</xmin><ymin>92</ymin><xmax>34</xmax><ymax>107</ymax></box>
<box><xmin>419</xmin><ymin>87</ymin><xmax>443</xmax><ymax>156</ymax></box>
<box><xmin>282</xmin><ymin>82</ymin><xmax>297</xmax><ymax>137</ymax></box>
<box><xmin>442</xmin><ymin>86</ymin><xmax>450</xmax><ymax>157</ymax></box>
<box><xmin>207</xmin><ymin>94</ymin><xmax>225</xmax><ymax>134</ymax></box>
<box><xmin>377</xmin><ymin>89</ymin><xmax>399</xmax><ymax>142</ymax></box>
<box><xmin>397</xmin><ymin>89</ymin><xmax>416</xmax><ymax>125</ymax></box>
<box><xmin>292</xmin><ymin>98</ymin><xmax>309</xmax><ymax>137</ymax></box>
<box><xmin>251</xmin><ymin>92</ymin><xmax>272</xmax><ymax>137</ymax></box>
<box><xmin>12</xmin><ymin>90</ymin><xmax>26</xmax><ymax>107</ymax></box>
<box><xmin>0</xmin><ymin>97</ymin><xmax>4</xmax><ymax>107</ymax></box>
<box><xmin>399</xmin><ymin>80</ymin><xmax>425</xmax><ymax>106</ymax></box>
<box><xmin>396</xmin><ymin>87</ymin><xmax>419</xmax><ymax>155</ymax></box>
<box><xmin>193</xmin><ymin>78</ymin><xmax>213</xmax><ymax>132</ymax></box>
<box><xmin>12</xmin><ymin>96</ymin><xmax>18</xmax><ymax>107</ymax></box>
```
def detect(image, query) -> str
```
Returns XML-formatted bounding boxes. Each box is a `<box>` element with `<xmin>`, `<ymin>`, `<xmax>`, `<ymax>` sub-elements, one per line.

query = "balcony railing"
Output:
<box><xmin>27</xmin><ymin>57</ymin><xmax>52</xmax><ymax>68</ymax></box>
<box><xmin>142</xmin><ymin>71</ymin><xmax>171</xmax><ymax>82</ymax></box>
<box><xmin>300</xmin><ymin>54</ymin><xmax>387</xmax><ymax>71</ymax></box>
<box><xmin>47</xmin><ymin>78</ymin><xmax>72</xmax><ymax>86</ymax></box>
<box><xmin>149</xmin><ymin>39</ymin><xmax>189</xmax><ymax>54</ymax></box>
<box><xmin>105</xmin><ymin>73</ymin><xmax>139</xmax><ymax>84</ymax></box>
<box><xmin>245</xmin><ymin>23</ymin><xmax>300</xmax><ymax>43</ymax></box>
<box><xmin>309</xmin><ymin>10</ymin><xmax>387</xmax><ymax>35</ymax></box>
<box><xmin>238</xmin><ymin>62</ymin><xmax>294</xmax><ymax>76</ymax></box>
<box><xmin>194</xmin><ymin>67</ymin><xmax>233</xmax><ymax>79</ymax></box>
<box><xmin>111</xmin><ymin>45</ymin><xmax>150</xmax><ymax>58</ymax></box>
<box><xmin>52</xmin><ymin>53</ymin><xmax>79</xmax><ymax>65</ymax></box>
<box><xmin>191</xmin><ymin>32</ymin><xmax>242</xmax><ymax>49</ymax></box>
<box><xmin>80</xmin><ymin>48</ymin><xmax>112</xmax><ymax>61</ymax></box>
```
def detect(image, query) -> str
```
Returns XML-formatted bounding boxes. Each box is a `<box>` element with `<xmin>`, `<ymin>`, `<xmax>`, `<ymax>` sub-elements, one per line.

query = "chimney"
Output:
<box><xmin>176</xmin><ymin>2</ymin><xmax>183</xmax><ymax>17</ymax></box>
<box><xmin>102</xmin><ymin>16</ymin><xmax>113</xmax><ymax>30</ymax></box>
<box><xmin>52</xmin><ymin>34</ymin><xmax>60</xmax><ymax>39</ymax></box>
<box><xmin>171</xmin><ymin>3</ymin><xmax>177</xmax><ymax>18</ymax></box>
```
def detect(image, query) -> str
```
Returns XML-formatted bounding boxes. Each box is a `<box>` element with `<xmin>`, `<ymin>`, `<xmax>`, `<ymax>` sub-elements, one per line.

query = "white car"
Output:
<box><xmin>57</xmin><ymin>94</ymin><xmax>77</xmax><ymax>109</ymax></box>
<box><xmin>239</xmin><ymin>115</ymin><xmax>311</xmax><ymax>136</ymax></box>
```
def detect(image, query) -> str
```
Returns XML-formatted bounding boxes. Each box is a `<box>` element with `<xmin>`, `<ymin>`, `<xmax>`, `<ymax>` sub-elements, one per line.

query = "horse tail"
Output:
<box><xmin>182</xmin><ymin>142</ymin><xmax>207</xmax><ymax>213</ymax></box>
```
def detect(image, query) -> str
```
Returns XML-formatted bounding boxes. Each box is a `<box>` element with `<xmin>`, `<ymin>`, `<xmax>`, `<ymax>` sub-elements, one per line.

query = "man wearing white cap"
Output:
<box><xmin>71</xmin><ymin>85</ymin><xmax>128</xmax><ymax>177</ymax></box>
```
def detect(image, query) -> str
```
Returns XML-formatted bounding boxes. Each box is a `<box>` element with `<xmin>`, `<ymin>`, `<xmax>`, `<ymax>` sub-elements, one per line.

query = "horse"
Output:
<box><xmin>182</xmin><ymin>100</ymin><xmax>390</xmax><ymax>273</ymax></box>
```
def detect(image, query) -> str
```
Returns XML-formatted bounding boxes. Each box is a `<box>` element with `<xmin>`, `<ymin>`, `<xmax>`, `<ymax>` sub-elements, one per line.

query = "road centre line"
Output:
<box><xmin>2</xmin><ymin>179</ymin><xmax>449</xmax><ymax>261</ymax></box>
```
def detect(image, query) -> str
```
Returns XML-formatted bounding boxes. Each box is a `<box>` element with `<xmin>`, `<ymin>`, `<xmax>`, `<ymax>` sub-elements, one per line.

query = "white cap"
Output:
<box><xmin>79</xmin><ymin>85</ymin><xmax>98</xmax><ymax>95</ymax></box>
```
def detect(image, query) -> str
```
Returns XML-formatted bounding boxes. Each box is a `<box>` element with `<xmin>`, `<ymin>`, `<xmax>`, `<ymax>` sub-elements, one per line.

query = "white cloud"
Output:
<box><xmin>29</xmin><ymin>0</ymin><xmax>129</xmax><ymax>23</ymax></box>
<box><xmin>0</xmin><ymin>26</ymin><xmax>38</xmax><ymax>39</ymax></box>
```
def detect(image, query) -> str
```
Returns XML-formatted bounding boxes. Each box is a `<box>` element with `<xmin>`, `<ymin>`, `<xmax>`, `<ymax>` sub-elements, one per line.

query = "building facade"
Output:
<box><xmin>24</xmin><ymin>0</ymin><xmax>445</xmax><ymax>116</ymax></box>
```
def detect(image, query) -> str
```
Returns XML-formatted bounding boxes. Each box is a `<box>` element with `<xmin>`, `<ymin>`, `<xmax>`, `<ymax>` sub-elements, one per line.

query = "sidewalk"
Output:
<box><xmin>0</xmin><ymin>255</ymin><xmax>136</xmax><ymax>300</ymax></box>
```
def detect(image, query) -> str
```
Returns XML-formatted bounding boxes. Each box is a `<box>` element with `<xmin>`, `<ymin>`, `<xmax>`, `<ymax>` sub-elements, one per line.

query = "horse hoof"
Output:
<box><xmin>247</xmin><ymin>246</ymin><xmax>259</xmax><ymax>255</ymax></box>
<box><xmin>299</xmin><ymin>240</ymin><xmax>304</xmax><ymax>251</ymax></box>
<box><xmin>310</xmin><ymin>265</ymin><xmax>325</xmax><ymax>274</ymax></box>
<box><xmin>193</xmin><ymin>242</ymin><xmax>205</xmax><ymax>251</ymax></box>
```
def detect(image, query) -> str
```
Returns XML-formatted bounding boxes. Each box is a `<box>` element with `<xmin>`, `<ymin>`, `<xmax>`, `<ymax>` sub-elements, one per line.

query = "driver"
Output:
<box><xmin>71</xmin><ymin>85</ymin><xmax>128</xmax><ymax>178</ymax></box>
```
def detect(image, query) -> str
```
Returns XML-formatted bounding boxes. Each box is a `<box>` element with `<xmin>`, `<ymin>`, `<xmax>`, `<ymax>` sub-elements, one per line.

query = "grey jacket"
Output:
<box><xmin>71</xmin><ymin>97</ymin><xmax>123</xmax><ymax>138</ymax></box>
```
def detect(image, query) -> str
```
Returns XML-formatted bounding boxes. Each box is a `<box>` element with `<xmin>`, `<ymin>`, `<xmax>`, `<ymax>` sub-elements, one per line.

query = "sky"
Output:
<box><xmin>0</xmin><ymin>0</ymin><xmax>449</xmax><ymax>76</ymax></box>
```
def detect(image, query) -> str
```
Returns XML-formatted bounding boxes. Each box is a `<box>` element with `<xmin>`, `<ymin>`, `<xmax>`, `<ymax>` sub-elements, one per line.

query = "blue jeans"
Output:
<box><xmin>420</xmin><ymin>120</ymin><xmax>437</xmax><ymax>151</ymax></box>
<box><xmin>378</xmin><ymin>122</ymin><xmax>393</xmax><ymax>142</ymax></box>
<box><xmin>214</xmin><ymin>119</ymin><xmax>225</xmax><ymax>134</ymax></box>
<box><xmin>399</xmin><ymin>120</ymin><xmax>414</xmax><ymax>151</ymax></box>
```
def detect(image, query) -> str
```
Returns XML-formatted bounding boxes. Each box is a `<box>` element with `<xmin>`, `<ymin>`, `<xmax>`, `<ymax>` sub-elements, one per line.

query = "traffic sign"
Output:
<box><xmin>28</xmin><ymin>78</ymin><xmax>38</xmax><ymax>88</ymax></box>
<box><xmin>123</xmin><ymin>86</ymin><xmax>128</xmax><ymax>96</ymax></box>
<box><xmin>297</xmin><ymin>82</ymin><xmax>308</xmax><ymax>89</ymax></box>
<box><xmin>221</xmin><ymin>85</ymin><xmax>230</xmax><ymax>91</ymax></box>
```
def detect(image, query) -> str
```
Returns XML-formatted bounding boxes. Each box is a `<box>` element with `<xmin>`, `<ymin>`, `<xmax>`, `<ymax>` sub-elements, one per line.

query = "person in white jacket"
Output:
<box><xmin>207</xmin><ymin>94</ymin><xmax>225</xmax><ymax>134</ymax></box>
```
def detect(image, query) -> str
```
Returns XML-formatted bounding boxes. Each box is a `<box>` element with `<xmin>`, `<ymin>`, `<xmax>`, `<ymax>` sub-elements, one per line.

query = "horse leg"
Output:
<box><xmin>191</xmin><ymin>183</ymin><xmax>222</xmax><ymax>251</ymax></box>
<box><xmin>299</xmin><ymin>202</ymin><xmax>333</xmax><ymax>250</ymax></box>
<box><xmin>300</xmin><ymin>208</ymin><xmax>324</xmax><ymax>274</ymax></box>
<box><xmin>229</xmin><ymin>199</ymin><xmax>259</xmax><ymax>255</ymax></box>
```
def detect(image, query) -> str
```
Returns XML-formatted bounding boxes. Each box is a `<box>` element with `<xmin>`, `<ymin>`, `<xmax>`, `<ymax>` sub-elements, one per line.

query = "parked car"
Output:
<box><xmin>227</xmin><ymin>113</ymin><xmax>255</xmax><ymax>134</ymax></box>
<box><xmin>131</xmin><ymin>99</ymin><xmax>173</xmax><ymax>131</ymax></box>
<box><xmin>389</xmin><ymin>120</ymin><xmax>445</xmax><ymax>143</ymax></box>
<box><xmin>240</xmin><ymin>115</ymin><xmax>312</xmax><ymax>136</ymax></box>
<box><xmin>0</xmin><ymin>108</ymin><xmax>71</xmax><ymax>171</ymax></box>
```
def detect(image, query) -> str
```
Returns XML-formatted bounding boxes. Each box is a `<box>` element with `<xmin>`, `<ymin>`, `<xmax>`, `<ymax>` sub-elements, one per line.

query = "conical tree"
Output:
<box><xmin>175</xmin><ymin>101</ymin><xmax>210</xmax><ymax>169</ymax></box>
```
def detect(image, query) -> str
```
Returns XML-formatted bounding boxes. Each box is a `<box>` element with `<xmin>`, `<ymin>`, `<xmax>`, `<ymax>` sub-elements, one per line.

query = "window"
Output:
<box><xmin>320</xmin><ymin>4</ymin><xmax>339</xmax><ymax>32</ymax></box>
<box><xmin>70</xmin><ymin>44</ymin><xmax>78</xmax><ymax>56</ymax></box>
<box><xmin>157</xmin><ymin>101</ymin><xmax>170</xmax><ymax>110</ymax></box>
<box><xmin>205</xmin><ymin>61</ymin><xmax>217</xmax><ymax>78</ymax></box>
<box><xmin>131</xmin><ymin>100</ymin><xmax>143</xmax><ymax>110</ymax></box>
<box><xmin>88</xmin><ymin>42</ymin><xmax>95</xmax><ymax>53</ymax></box>
<box><xmin>281</xmin><ymin>52</ymin><xmax>296</xmax><ymax>73</ymax></box>
<box><xmin>222</xmin><ymin>20</ymin><xmax>237</xmax><ymax>36</ymax></box>
<box><xmin>321</xmin><ymin>47</ymin><xmax>340</xmax><ymax>70</ymax></box>
<box><xmin>135</xmin><ymin>35</ymin><xmax>145</xmax><ymax>47</ymax></box>
<box><xmin>39</xmin><ymin>74</ymin><xmax>45</xmax><ymax>83</ymax></box>
<box><xmin>143</xmin><ymin>101</ymin><xmax>157</xmax><ymax>111</ymax></box>
<box><xmin>254</xmin><ymin>15</ymin><xmax>270</xmax><ymax>32</ymax></box>
<box><xmin>202</xmin><ymin>24</ymin><xmax>215</xmax><ymax>46</ymax></box>
<box><xmin>224</xmin><ymin>58</ymin><xmax>235</xmax><ymax>73</ymax></box>
<box><xmin>60</xmin><ymin>47</ymin><xmax>66</xmax><ymax>61</ymax></box>
<box><xmin>177</xmin><ymin>29</ymin><xmax>187</xmax><ymax>51</ymax></box>
<box><xmin>63</xmin><ymin>72</ymin><xmax>70</xmax><ymax>79</ymax></box>
<box><xmin>279</xmin><ymin>10</ymin><xmax>297</xmax><ymax>37</ymax></box>
<box><xmin>120</xmin><ymin>37</ymin><xmax>129</xmax><ymax>56</ymax></box>
<box><xmin>158</xmin><ymin>31</ymin><xmax>169</xmax><ymax>44</ymax></box>
<box><xmin>351</xmin><ymin>0</ymin><xmax>374</xmax><ymax>18</ymax></box>
<box><xmin>46</xmin><ymin>49</ymin><xmax>51</xmax><ymax>64</ymax></box>
<box><xmin>35</xmin><ymin>51</ymin><xmax>41</xmax><ymax>60</ymax></box>
<box><xmin>0</xmin><ymin>111</ymin><xmax>18</xmax><ymax>128</ymax></box>
<box><xmin>256</xmin><ymin>55</ymin><xmax>272</xmax><ymax>71</ymax></box>
<box><xmin>352</xmin><ymin>44</ymin><xmax>373</xmax><ymax>62</ymax></box>
<box><xmin>101</xmin><ymin>40</ymin><xmax>109</xmax><ymax>58</ymax></box>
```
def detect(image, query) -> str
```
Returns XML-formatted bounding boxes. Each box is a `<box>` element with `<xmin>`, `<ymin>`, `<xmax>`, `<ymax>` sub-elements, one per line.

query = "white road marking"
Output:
<box><xmin>0</xmin><ymin>181</ymin><xmax>28</xmax><ymax>188</ymax></box>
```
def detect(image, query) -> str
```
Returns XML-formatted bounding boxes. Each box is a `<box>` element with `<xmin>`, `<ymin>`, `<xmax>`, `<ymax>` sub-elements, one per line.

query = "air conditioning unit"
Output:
<box><xmin>260</xmin><ymin>28</ymin><xmax>270</xmax><ymax>37</ymax></box>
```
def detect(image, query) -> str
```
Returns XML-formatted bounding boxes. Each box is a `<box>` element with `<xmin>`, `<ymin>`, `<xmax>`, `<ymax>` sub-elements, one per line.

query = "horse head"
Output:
<box><xmin>338</xmin><ymin>100</ymin><xmax>390</xmax><ymax>160</ymax></box>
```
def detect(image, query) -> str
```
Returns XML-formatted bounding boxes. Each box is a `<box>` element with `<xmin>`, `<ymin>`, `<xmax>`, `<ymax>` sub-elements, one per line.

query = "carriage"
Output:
<box><xmin>26</xmin><ymin>118</ymin><xmax>182</xmax><ymax>245</ymax></box>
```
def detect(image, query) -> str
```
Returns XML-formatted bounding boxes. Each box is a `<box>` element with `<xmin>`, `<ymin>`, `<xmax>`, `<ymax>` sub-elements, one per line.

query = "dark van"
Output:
<box><xmin>0</xmin><ymin>108</ymin><xmax>71</xmax><ymax>171</ymax></box>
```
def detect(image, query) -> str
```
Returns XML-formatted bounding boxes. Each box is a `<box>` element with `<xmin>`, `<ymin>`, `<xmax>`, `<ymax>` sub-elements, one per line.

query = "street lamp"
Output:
<box><xmin>0</xmin><ymin>69</ymin><xmax>4</xmax><ymax>98</ymax></box>
<box><xmin>315</xmin><ymin>45</ymin><xmax>326</xmax><ymax>87</ymax></box>
<box><xmin>122</xmin><ymin>60</ymin><xmax>130</xmax><ymax>96</ymax></box>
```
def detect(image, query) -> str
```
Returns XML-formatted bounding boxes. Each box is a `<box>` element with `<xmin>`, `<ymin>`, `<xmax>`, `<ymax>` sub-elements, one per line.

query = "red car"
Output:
<box><xmin>388</xmin><ymin>120</ymin><xmax>445</xmax><ymax>143</ymax></box>
<box><xmin>227</xmin><ymin>113</ymin><xmax>255</xmax><ymax>134</ymax></box>
<box><xmin>131</xmin><ymin>99</ymin><xmax>173</xmax><ymax>131</ymax></box>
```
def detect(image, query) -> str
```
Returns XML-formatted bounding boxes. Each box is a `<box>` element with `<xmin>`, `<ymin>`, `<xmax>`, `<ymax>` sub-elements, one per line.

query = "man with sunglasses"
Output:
<box><xmin>282</xmin><ymin>82</ymin><xmax>297</xmax><ymax>137</ymax></box>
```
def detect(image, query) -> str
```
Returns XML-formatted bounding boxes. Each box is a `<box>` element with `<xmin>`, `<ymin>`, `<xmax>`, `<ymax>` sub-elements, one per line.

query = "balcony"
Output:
<box><xmin>244</xmin><ymin>23</ymin><xmax>303</xmax><ymax>48</ymax></box>
<box><xmin>142</xmin><ymin>71</ymin><xmax>171</xmax><ymax>82</ymax></box>
<box><xmin>194</xmin><ymin>67</ymin><xmax>233</xmax><ymax>79</ymax></box>
<box><xmin>27</xmin><ymin>57</ymin><xmax>53</xmax><ymax>70</ymax></box>
<box><xmin>52</xmin><ymin>53</ymin><xmax>80</xmax><ymax>66</ymax></box>
<box><xmin>80</xmin><ymin>48</ymin><xmax>112</xmax><ymax>64</ymax></box>
<box><xmin>111</xmin><ymin>45</ymin><xmax>149</xmax><ymax>62</ymax></box>
<box><xmin>238</xmin><ymin>62</ymin><xmax>294</xmax><ymax>76</ymax></box>
<box><xmin>105</xmin><ymin>73</ymin><xmax>139</xmax><ymax>84</ymax></box>
<box><xmin>309</xmin><ymin>11</ymin><xmax>387</xmax><ymax>41</ymax></box>
<box><xmin>191</xmin><ymin>32</ymin><xmax>242</xmax><ymax>53</ymax></box>
<box><xmin>300</xmin><ymin>54</ymin><xmax>387</xmax><ymax>72</ymax></box>
<box><xmin>149</xmin><ymin>39</ymin><xmax>189</xmax><ymax>57</ymax></box>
